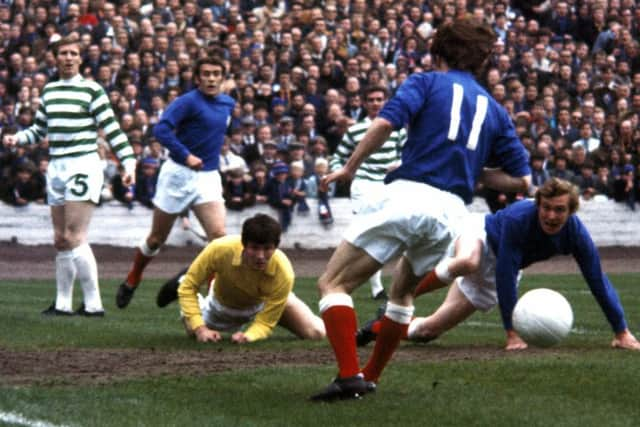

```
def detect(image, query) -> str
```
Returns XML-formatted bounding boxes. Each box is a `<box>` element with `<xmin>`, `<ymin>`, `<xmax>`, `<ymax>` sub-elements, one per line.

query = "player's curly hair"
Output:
<box><xmin>535</xmin><ymin>177</ymin><xmax>580</xmax><ymax>214</ymax></box>
<box><xmin>242</xmin><ymin>214</ymin><xmax>281</xmax><ymax>247</ymax></box>
<box><xmin>430</xmin><ymin>19</ymin><xmax>496</xmax><ymax>76</ymax></box>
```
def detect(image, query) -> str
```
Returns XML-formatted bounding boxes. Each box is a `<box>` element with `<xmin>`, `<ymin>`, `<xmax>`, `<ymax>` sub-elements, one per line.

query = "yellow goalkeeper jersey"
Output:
<box><xmin>178</xmin><ymin>235</ymin><xmax>294</xmax><ymax>341</ymax></box>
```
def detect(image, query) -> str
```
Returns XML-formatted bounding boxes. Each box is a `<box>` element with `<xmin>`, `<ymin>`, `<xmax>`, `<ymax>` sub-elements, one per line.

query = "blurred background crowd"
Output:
<box><xmin>1</xmin><ymin>0</ymin><xmax>639</xmax><ymax>222</ymax></box>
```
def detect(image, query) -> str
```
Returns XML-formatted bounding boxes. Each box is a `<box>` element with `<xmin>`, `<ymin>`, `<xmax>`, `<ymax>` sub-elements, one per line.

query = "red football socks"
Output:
<box><xmin>322</xmin><ymin>305</ymin><xmax>360</xmax><ymax>378</ymax></box>
<box><xmin>370</xmin><ymin>319</ymin><xmax>410</xmax><ymax>339</ymax></box>
<box><xmin>362</xmin><ymin>316</ymin><xmax>409</xmax><ymax>383</ymax></box>
<box><xmin>413</xmin><ymin>270</ymin><xmax>447</xmax><ymax>298</ymax></box>
<box><xmin>126</xmin><ymin>248</ymin><xmax>153</xmax><ymax>288</ymax></box>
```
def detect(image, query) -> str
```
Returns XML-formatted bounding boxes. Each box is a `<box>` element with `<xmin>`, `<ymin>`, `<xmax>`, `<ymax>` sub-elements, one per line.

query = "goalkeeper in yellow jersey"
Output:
<box><xmin>156</xmin><ymin>213</ymin><xmax>325</xmax><ymax>343</ymax></box>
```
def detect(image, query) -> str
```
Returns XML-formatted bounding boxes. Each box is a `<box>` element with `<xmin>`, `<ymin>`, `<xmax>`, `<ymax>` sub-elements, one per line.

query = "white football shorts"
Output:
<box><xmin>199</xmin><ymin>292</ymin><xmax>265</xmax><ymax>332</ymax></box>
<box><xmin>344</xmin><ymin>179</ymin><xmax>468</xmax><ymax>277</ymax></box>
<box><xmin>198</xmin><ymin>290</ymin><xmax>298</xmax><ymax>332</ymax></box>
<box><xmin>349</xmin><ymin>178</ymin><xmax>386</xmax><ymax>214</ymax></box>
<box><xmin>153</xmin><ymin>158</ymin><xmax>223</xmax><ymax>214</ymax></box>
<box><xmin>454</xmin><ymin>213</ymin><xmax>522</xmax><ymax>311</ymax></box>
<box><xmin>47</xmin><ymin>152</ymin><xmax>104</xmax><ymax>206</ymax></box>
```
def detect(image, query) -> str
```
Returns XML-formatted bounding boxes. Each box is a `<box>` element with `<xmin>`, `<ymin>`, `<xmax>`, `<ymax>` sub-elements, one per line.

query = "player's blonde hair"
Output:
<box><xmin>535</xmin><ymin>177</ymin><xmax>580</xmax><ymax>214</ymax></box>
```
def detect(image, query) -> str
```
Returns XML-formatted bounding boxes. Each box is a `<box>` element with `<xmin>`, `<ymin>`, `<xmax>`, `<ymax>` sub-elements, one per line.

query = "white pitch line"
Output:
<box><xmin>0</xmin><ymin>411</ymin><xmax>73</xmax><ymax>427</ymax></box>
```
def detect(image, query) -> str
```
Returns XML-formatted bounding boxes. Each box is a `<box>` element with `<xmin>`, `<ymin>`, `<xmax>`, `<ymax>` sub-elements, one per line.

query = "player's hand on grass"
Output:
<box><xmin>231</xmin><ymin>331</ymin><xmax>249</xmax><ymax>344</ymax></box>
<box><xmin>611</xmin><ymin>329</ymin><xmax>640</xmax><ymax>351</ymax></box>
<box><xmin>505</xmin><ymin>329</ymin><xmax>528</xmax><ymax>351</ymax></box>
<box><xmin>185</xmin><ymin>154</ymin><xmax>204</xmax><ymax>170</ymax></box>
<box><xmin>195</xmin><ymin>325</ymin><xmax>222</xmax><ymax>343</ymax></box>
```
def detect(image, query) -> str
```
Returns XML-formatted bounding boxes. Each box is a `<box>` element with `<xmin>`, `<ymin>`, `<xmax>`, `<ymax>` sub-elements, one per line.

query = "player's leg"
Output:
<box><xmin>311</xmin><ymin>241</ymin><xmax>382</xmax><ymax>401</ymax></box>
<box><xmin>191</xmin><ymin>200</ymin><xmax>226</xmax><ymax>240</ymax></box>
<box><xmin>118</xmin><ymin>207</ymin><xmax>178</xmax><ymax>308</ymax></box>
<box><xmin>48</xmin><ymin>205</ymin><xmax>76</xmax><ymax>314</ymax></box>
<box><xmin>408</xmin><ymin>280</ymin><xmax>477</xmax><ymax>341</ymax></box>
<box><xmin>412</xmin><ymin>239</ymin><xmax>497</xmax><ymax>342</ymax></box>
<box><xmin>313</xmin><ymin>185</ymin><xmax>405</xmax><ymax>401</ymax></box>
<box><xmin>349</xmin><ymin>180</ymin><xmax>386</xmax><ymax>300</ymax></box>
<box><xmin>361</xmin><ymin>255</ymin><xmax>419</xmax><ymax>383</ymax></box>
<box><xmin>368</xmin><ymin>270</ymin><xmax>386</xmax><ymax>299</ymax></box>
<box><xmin>318</xmin><ymin>241</ymin><xmax>382</xmax><ymax>371</ymax></box>
<box><xmin>361</xmin><ymin>183</ymin><xmax>467</xmax><ymax>383</ymax></box>
<box><xmin>359</xmin><ymin>279</ymin><xmax>478</xmax><ymax>345</ymax></box>
<box><xmin>278</xmin><ymin>293</ymin><xmax>325</xmax><ymax>340</ymax></box>
<box><xmin>154</xmin><ymin>200</ymin><xmax>226</xmax><ymax>307</ymax></box>
<box><xmin>47</xmin><ymin>153</ymin><xmax>104</xmax><ymax>316</ymax></box>
<box><xmin>62</xmin><ymin>200</ymin><xmax>105</xmax><ymax>315</ymax></box>
<box><xmin>120</xmin><ymin>158</ymin><xmax>194</xmax><ymax>307</ymax></box>
<box><xmin>165</xmin><ymin>170</ymin><xmax>226</xmax><ymax>299</ymax></box>
<box><xmin>414</xmin><ymin>230</ymin><xmax>484</xmax><ymax>298</ymax></box>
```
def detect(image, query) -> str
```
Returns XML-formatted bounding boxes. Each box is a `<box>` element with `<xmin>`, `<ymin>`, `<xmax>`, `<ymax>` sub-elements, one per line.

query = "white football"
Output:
<box><xmin>512</xmin><ymin>288</ymin><xmax>573</xmax><ymax>348</ymax></box>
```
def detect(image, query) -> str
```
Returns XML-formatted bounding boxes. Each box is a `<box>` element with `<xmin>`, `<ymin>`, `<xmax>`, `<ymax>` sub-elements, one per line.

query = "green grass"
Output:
<box><xmin>1</xmin><ymin>274</ymin><xmax>640</xmax><ymax>426</ymax></box>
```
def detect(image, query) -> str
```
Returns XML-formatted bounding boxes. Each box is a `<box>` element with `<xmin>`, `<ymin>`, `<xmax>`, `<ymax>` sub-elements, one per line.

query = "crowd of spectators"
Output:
<box><xmin>1</xmin><ymin>0</ymin><xmax>640</xmax><ymax>228</ymax></box>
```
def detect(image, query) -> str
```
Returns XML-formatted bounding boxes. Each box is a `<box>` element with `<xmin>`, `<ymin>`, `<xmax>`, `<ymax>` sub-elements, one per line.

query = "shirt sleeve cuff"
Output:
<box><xmin>243</xmin><ymin>325</ymin><xmax>267</xmax><ymax>342</ymax></box>
<box><xmin>188</xmin><ymin>315</ymin><xmax>205</xmax><ymax>331</ymax></box>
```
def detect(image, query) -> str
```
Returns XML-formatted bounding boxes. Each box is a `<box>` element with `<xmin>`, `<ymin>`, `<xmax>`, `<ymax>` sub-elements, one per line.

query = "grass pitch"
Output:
<box><xmin>1</xmin><ymin>273</ymin><xmax>640</xmax><ymax>427</ymax></box>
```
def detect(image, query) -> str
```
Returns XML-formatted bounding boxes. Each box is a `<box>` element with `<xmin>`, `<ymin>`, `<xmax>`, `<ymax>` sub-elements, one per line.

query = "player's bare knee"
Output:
<box><xmin>146</xmin><ymin>235</ymin><xmax>165</xmax><ymax>250</ymax></box>
<box><xmin>53</xmin><ymin>235</ymin><xmax>70</xmax><ymax>251</ymax></box>
<box><xmin>317</xmin><ymin>273</ymin><xmax>333</xmax><ymax>296</ymax></box>
<box><xmin>299</xmin><ymin>322</ymin><xmax>325</xmax><ymax>340</ymax></box>
<box><xmin>54</xmin><ymin>230</ymin><xmax>77</xmax><ymax>251</ymax></box>
<box><xmin>457</xmin><ymin>256</ymin><xmax>480</xmax><ymax>275</ymax></box>
<box><xmin>307</xmin><ymin>328</ymin><xmax>326</xmax><ymax>340</ymax></box>
<box><xmin>205</xmin><ymin>227</ymin><xmax>225</xmax><ymax>241</ymax></box>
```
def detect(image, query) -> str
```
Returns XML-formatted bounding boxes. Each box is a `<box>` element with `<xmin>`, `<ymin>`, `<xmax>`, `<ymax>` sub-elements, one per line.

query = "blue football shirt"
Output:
<box><xmin>485</xmin><ymin>199</ymin><xmax>627</xmax><ymax>332</ymax></box>
<box><xmin>154</xmin><ymin>90</ymin><xmax>235</xmax><ymax>171</ymax></box>
<box><xmin>380</xmin><ymin>70</ymin><xmax>530</xmax><ymax>203</ymax></box>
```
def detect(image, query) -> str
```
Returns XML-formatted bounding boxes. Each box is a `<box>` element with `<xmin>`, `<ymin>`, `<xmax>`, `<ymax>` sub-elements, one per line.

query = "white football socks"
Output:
<box><xmin>384</xmin><ymin>302</ymin><xmax>414</xmax><ymax>325</ymax></box>
<box><xmin>55</xmin><ymin>249</ymin><xmax>76</xmax><ymax>312</ymax></box>
<box><xmin>435</xmin><ymin>258</ymin><xmax>455</xmax><ymax>284</ymax></box>
<box><xmin>140</xmin><ymin>240</ymin><xmax>161</xmax><ymax>257</ymax></box>
<box><xmin>407</xmin><ymin>318</ymin><xmax>422</xmax><ymax>339</ymax></box>
<box><xmin>369</xmin><ymin>270</ymin><xmax>384</xmax><ymax>297</ymax></box>
<box><xmin>73</xmin><ymin>243</ymin><xmax>103</xmax><ymax>312</ymax></box>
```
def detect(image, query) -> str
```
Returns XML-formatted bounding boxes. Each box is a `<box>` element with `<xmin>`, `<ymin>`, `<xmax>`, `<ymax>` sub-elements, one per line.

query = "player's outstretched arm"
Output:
<box><xmin>320</xmin><ymin>166</ymin><xmax>353</xmax><ymax>191</ymax></box>
<box><xmin>344</xmin><ymin>117</ymin><xmax>393</xmax><ymax>171</ymax></box>
<box><xmin>505</xmin><ymin>329</ymin><xmax>528</xmax><ymax>351</ymax></box>
<box><xmin>195</xmin><ymin>325</ymin><xmax>222</xmax><ymax>343</ymax></box>
<box><xmin>611</xmin><ymin>329</ymin><xmax>640</xmax><ymax>351</ymax></box>
<box><xmin>480</xmin><ymin>168</ymin><xmax>531</xmax><ymax>194</ymax></box>
<box><xmin>321</xmin><ymin>117</ymin><xmax>393</xmax><ymax>191</ymax></box>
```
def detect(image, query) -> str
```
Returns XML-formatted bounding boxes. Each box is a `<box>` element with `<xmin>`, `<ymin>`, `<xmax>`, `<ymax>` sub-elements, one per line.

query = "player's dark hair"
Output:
<box><xmin>363</xmin><ymin>85</ymin><xmax>389</xmax><ymax>100</ymax></box>
<box><xmin>430</xmin><ymin>19</ymin><xmax>496</xmax><ymax>75</ymax></box>
<box><xmin>194</xmin><ymin>56</ymin><xmax>225</xmax><ymax>77</ymax></box>
<box><xmin>535</xmin><ymin>177</ymin><xmax>580</xmax><ymax>214</ymax></box>
<box><xmin>241</xmin><ymin>214</ymin><xmax>281</xmax><ymax>247</ymax></box>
